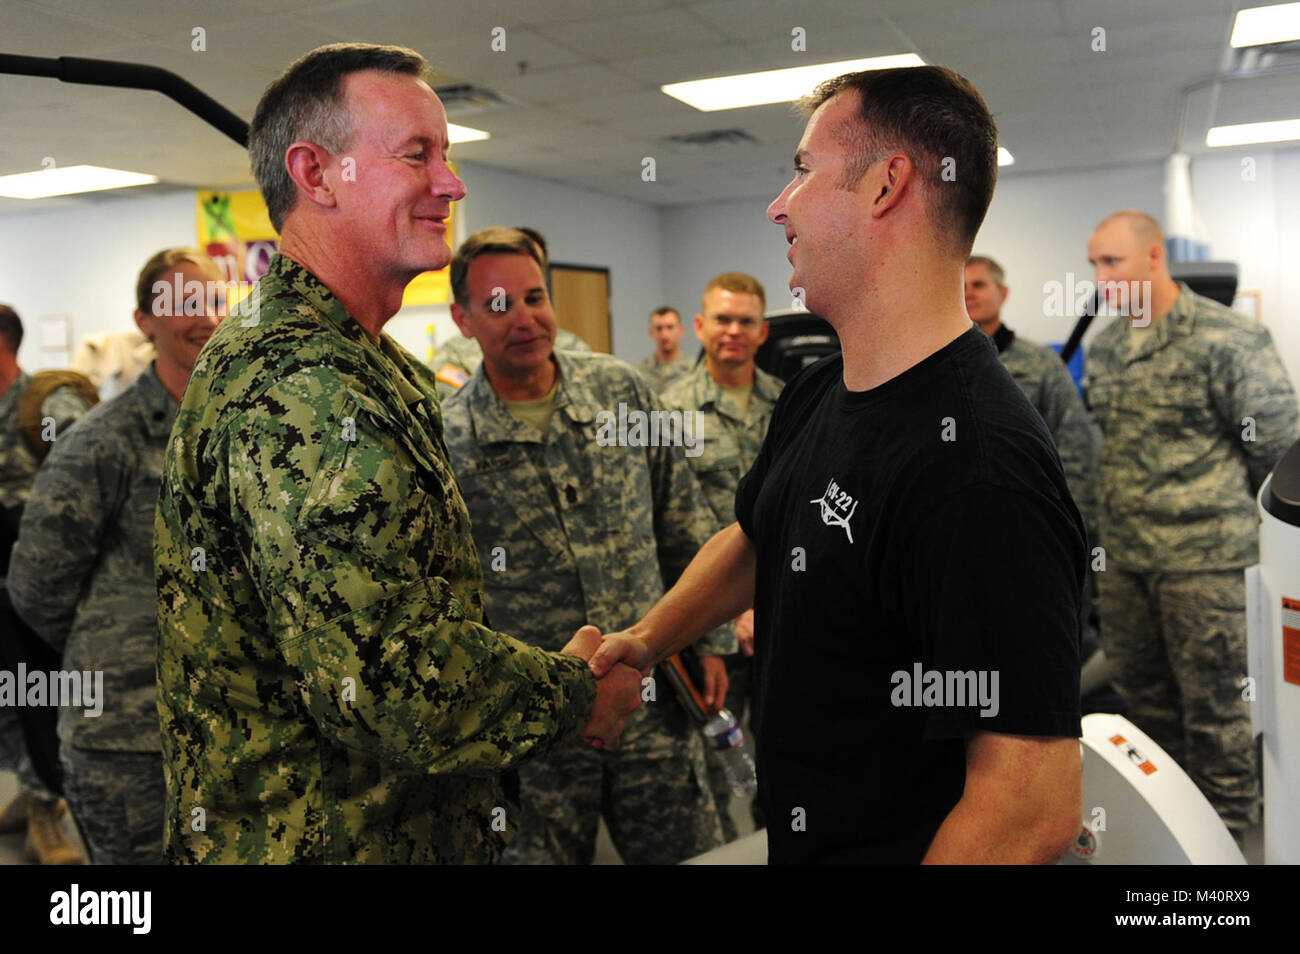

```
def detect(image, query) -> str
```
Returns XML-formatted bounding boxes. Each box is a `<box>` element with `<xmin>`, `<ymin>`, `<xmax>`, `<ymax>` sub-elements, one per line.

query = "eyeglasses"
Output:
<box><xmin>708</xmin><ymin>315</ymin><xmax>763</xmax><ymax>332</ymax></box>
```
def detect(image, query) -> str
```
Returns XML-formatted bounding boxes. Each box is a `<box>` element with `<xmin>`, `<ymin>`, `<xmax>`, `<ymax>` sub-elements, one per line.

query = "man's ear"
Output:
<box><xmin>450</xmin><ymin>303</ymin><xmax>474</xmax><ymax>339</ymax></box>
<box><xmin>869</xmin><ymin>154</ymin><xmax>912</xmax><ymax>219</ymax></box>
<box><xmin>1000</xmin><ymin>284</ymin><xmax>1010</xmax><ymax>307</ymax></box>
<box><xmin>1149</xmin><ymin>242</ymin><xmax>1166</xmax><ymax>273</ymax></box>
<box><xmin>757</xmin><ymin>319</ymin><xmax>770</xmax><ymax>346</ymax></box>
<box><xmin>694</xmin><ymin>313</ymin><xmax>705</xmax><ymax>338</ymax></box>
<box><xmin>284</xmin><ymin>141</ymin><xmax>338</xmax><ymax>212</ymax></box>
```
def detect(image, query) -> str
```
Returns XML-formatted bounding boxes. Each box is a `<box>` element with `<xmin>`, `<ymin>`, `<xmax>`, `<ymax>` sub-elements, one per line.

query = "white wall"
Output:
<box><xmin>1</xmin><ymin>151</ymin><xmax>1295</xmax><ymax>389</ymax></box>
<box><xmin>1191</xmin><ymin>148</ymin><xmax>1300</xmax><ymax>387</ymax></box>
<box><xmin>1</xmin><ymin>191</ymin><xmax>196</xmax><ymax>372</ymax></box>
<box><xmin>658</xmin><ymin>197</ymin><xmax>793</xmax><ymax>362</ymax></box>
<box><xmin>0</xmin><ymin>161</ymin><xmax>667</xmax><ymax>371</ymax></box>
<box><xmin>656</xmin><ymin>163</ymin><xmax>1169</xmax><ymax>354</ymax></box>
<box><xmin>661</xmin><ymin>157</ymin><xmax>1299</xmax><ymax>389</ymax></box>
<box><xmin>972</xmin><ymin>162</ymin><xmax>1165</xmax><ymax>351</ymax></box>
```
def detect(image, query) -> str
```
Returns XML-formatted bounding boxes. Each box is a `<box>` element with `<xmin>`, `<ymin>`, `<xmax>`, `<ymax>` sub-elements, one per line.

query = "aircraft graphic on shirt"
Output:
<box><xmin>810</xmin><ymin>477</ymin><xmax>857</xmax><ymax>543</ymax></box>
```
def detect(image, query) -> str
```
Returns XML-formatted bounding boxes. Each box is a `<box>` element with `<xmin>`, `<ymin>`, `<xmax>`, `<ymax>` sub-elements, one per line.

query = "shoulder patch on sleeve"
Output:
<box><xmin>436</xmin><ymin>364</ymin><xmax>470</xmax><ymax>389</ymax></box>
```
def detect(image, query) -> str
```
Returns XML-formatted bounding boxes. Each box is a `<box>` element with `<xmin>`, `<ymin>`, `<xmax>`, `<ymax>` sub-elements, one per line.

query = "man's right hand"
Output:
<box><xmin>562</xmin><ymin>625</ymin><xmax>643</xmax><ymax>748</ymax></box>
<box><xmin>580</xmin><ymin>661</ymin><xmax>642</xmax><ymax>749</ymax></box>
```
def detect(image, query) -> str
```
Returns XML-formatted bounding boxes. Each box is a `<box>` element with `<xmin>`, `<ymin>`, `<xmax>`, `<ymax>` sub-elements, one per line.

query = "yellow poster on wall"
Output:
<box><xmin>196</xmin><ymin>176</ymin><xmax>456</xmax><ymax>306</ymax></box>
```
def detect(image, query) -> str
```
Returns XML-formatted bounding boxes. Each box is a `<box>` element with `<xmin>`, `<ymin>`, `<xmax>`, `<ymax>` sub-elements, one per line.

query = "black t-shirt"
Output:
<box><xmin>735</xmin><ymin>326</ymin><xmax>1085</xmax><ymax>864</ymax></box>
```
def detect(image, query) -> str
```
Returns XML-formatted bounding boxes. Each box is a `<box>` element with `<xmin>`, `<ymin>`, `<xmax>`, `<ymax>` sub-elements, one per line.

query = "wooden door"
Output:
<box><xmin>548</xmin><ymin>264</ymin><xmax>612</xmax><ymax>353</ymax></box>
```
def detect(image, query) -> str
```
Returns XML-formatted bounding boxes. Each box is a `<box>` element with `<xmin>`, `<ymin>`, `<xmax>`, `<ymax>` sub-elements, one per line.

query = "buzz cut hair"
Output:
<box><xmin>702</xmin><ymin>272</ymin><xmax>766</xmax><ymax>312</ymax></box>
<box><xmin>1096</xmin><ymin>210</ymin><xmax>1166</xmax><ymax>249</ymax></box>
<box><xmin>799</xmin><ymin>65</ymin><xmax>998</xmax><ymax>259</ymax></box>
<box><xmin>649</xmin><ymin>306</ymin><xmax>680</xmax><ymax>325</ymax></box>
<box><xmin>450</xmin><ymin>227</ymin><xmax>545</xmax><ymax>308</ymax></box>
<box><xmin>249</xmin><ymin>43</ymin><xmax>430</xmax><ymax>232</ymax></box>
<box><xmin>966</xmin><ymin>255</ymin><xmax>1006</xmax><ymax>288</ymax></box>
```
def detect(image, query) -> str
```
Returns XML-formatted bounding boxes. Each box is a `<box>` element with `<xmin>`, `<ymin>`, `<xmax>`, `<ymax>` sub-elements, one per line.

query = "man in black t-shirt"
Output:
<box><xmin>591</xmin><ymin>66</ymin><xmax>1086</xmax><ymax>864</ymax></box>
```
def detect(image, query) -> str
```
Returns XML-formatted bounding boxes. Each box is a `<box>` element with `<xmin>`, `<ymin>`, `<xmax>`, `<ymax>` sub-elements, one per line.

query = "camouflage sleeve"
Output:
<box><xmin>555</xmin><ymin>328</ymin><xmax>591</xmax><ymax>353</ymax></box>
<box><xmin>41</xmin><ymin>385</ymin><xmax>94</xmax><ymax>437</ymax></box>
<box><xmin>226</xmin><ymin>370</ymin><xmax>597</xmax><ymax>774</ymax></box>
<box><xmin>638</xmin><ymin>376</ymin><xmax>737</xmax><ymax>656</ymax></box>
<box><xmin>1209</xmin><ymin>325</ymin><xmax>1300</xmax><ymax>494</ymax></box>
<box><xmin>1038</xmin><ymin>357</ymin><xmax>1099</xmax><ymax>532</ymax></box>
<box><xmin>9</xmin><ymin>420</ymin><xmax>115</xmax><ymax>651</ymax></box>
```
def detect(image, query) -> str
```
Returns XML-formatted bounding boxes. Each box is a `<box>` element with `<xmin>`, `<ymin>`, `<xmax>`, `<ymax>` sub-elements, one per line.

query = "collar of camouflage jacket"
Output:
<box><xmin>0</xmin><ymin>370</ymin><xmax>31</xmax><ymax>416</ymax></box>
<box><xmin>459</xmin><ymin>348</ymin><xmax>605</xmax><ymax>445</ymax></box>
<box><xmin>136</xmin><ymin>362</ymin><xmax>178</xmax><ymax>439</ymax></box>
<box><xmin>1124</xmin><ymin>281</ymin><xmax>1198</xmax><ymax>363</ymax></box>
<box><xmin>258</xmin><ymin>255</ymin><xmax>448</xmax><ymax>473</ymax></box>
<box><xmin>267</xmin><ymin>253</ymin><xmax>434</xmax><ymax>412</ymax></box>
<box><xmin>678</xmin><ymin>360</ymin><xmax>782</xmax><ymax>423</ymax></box>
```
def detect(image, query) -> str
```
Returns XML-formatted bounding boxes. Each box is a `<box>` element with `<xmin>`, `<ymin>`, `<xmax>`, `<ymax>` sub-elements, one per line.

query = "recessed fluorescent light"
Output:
<box><xmin>448</xmin><ymin>122</ymin><xmax>490</xmax><ymax>144</ymax></box>
<box><xmin>661</xmin><ymin>54</ymin><xmax>926</xmax><ymax>112</ymax></box>
<box><xmin>1206</xmin><ymin>118</ymin><xmax>1300</xmax><ymax>146</ymax></box>
<box><xmin>0</xmin><ymin>164</ymin><xmax>158</xmax><ymax>199</ymax></box>
<box><xmin>1230</xmin><ymin>2</ymin><xmax>1300</xmax><ymax>47</ymax></box>
<box><xmin>997</xmin><ymin>147</ymin><xmax>1015</xmax><ymax>167</ymax></box>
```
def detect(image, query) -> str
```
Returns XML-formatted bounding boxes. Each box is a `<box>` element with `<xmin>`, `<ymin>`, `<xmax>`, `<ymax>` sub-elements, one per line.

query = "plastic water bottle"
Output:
<box><xmin>702</xmin><ymin>709</ymin><xmax>757</xmax><ymax>796</ymax></box>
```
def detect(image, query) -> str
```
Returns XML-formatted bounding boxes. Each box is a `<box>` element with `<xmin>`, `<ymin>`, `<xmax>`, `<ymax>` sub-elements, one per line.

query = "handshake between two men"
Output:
<box><xmin>558</xmin><ymin>625</ymin><xmax>648</xmax><ymax>750</ymax></box>
<box><xmin>557</xmin><ymin>522</ymin><xmax>758</xmax><ymax>748</ymax></box>
<box><xmin>559</xmin><ymin>622</ymin><xmax>737</xmax><ymax>749</ymax></box>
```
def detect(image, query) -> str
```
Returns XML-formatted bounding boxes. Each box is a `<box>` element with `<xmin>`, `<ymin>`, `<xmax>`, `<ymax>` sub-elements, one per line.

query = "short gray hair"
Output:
<box><xmin>966</xmin><ymin>254</ymin><xmax>1006</xmax><ymax>288</ymax></box>
<box><xmin>249</xmin><ymin>43</ymin><xmax>430</xmax><ymax>232</ymax></box>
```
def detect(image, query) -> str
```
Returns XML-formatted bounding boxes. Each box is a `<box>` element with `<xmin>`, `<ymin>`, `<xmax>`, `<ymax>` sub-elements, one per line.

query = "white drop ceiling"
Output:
<box><xmin>0</xmin><ymin>0</ymin><xmax>1292</xmax><ymax>216</ymax></box>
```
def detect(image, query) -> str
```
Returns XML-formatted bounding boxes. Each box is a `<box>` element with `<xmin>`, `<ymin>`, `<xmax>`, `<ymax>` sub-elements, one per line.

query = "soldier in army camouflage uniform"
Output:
<box><xmin>965</xmin><ymin>256</ymin><xmax>1100</xmax><ymax>530</ymax></box>
<box><xmin>660</xmin><ymin>273</ymin><xmax>782</xmax><ymax>842</ymax></box>
<box><xmin>636</xmin><ymin>307</ymin><xmax>695</xmax><ymax>393</ymax></box>
<box><xmin>10</xmin><ymin>249</ymin><xmax>223</xmax><ymax>864</ymax></box>
<box><xmin>432</xmin><ymin>227</ymin><xmax>590</xmax><ymax>398</ymax></box>
<box><xmin>153</xmin><ymin>44</ymin><xmax>641</xmax><ymax>864</ymax></box>
<box><xmin>1085</xmin><ymin>210</ymin><xmax>1300</xmax><ymax>841</ymax></box>
<box><xmin>0</xmin><ymin>302</ymin><xmax>93</xmax><ymax>864</ymax></box>
<box><xmin>443</xmin><ymin>229</ymin><xmax>728</xmax><ymax>864</ymax></box>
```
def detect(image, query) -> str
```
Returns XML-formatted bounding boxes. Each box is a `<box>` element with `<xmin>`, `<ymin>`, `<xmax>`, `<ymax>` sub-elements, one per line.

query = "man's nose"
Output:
<box><xmin>435</xmin><ymin>166</ymin><xmax>466</xmax><ymax>201</ymax></box>
<box><xmin>767</xmin><ymin>185</ymin><xmax>790</xmax><ymax>224</ymax></box>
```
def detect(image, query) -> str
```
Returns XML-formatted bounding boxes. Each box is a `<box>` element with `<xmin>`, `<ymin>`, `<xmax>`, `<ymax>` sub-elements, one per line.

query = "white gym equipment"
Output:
<box><xmin>1065</xmin><ymin>713</ymin><xmax>1244</xmax><ymax>864</ymax></box>
<box><xmin>1246</xmin><ymin>439</ymin><xmax>1300</xmax><ymax>865</ymax></box>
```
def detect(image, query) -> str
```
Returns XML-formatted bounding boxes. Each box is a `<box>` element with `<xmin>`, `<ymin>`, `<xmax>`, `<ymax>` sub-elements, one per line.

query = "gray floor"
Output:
<box><xmin>0</xmin><ymin>766</ymin><xmax>1263</xmax><ymax>865</ymax></box>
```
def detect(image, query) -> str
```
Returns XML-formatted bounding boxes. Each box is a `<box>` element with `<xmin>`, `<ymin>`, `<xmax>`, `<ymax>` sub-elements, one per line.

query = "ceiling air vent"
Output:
<box><xmin>663</xmin><ymin>129</ymin><xmax>759</xmax><ymax>150</ymax></box>
<box><xmin>1228</xmin><ymin>39</ymin><xmax>1300</xmax><ymax>72</ymax></box>
<box><xmin>434</xmin><ymin>83</ymin><xmax>515</xmax><ymax>115</ymax></box>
